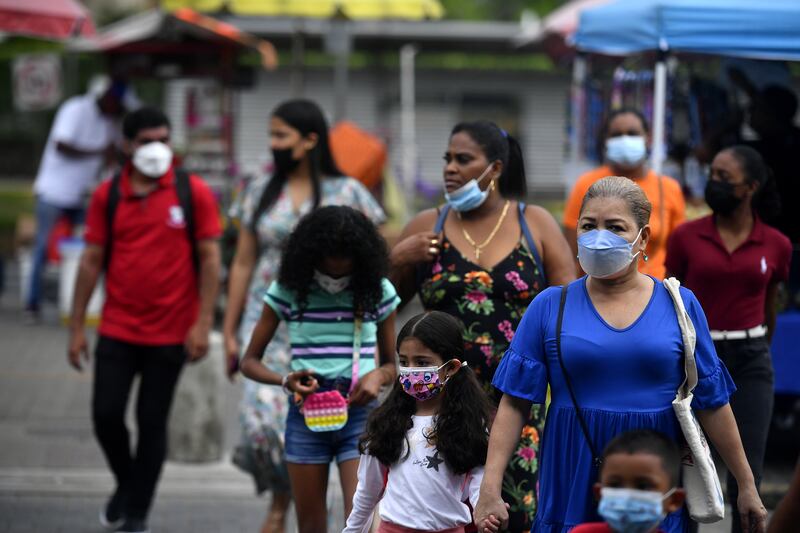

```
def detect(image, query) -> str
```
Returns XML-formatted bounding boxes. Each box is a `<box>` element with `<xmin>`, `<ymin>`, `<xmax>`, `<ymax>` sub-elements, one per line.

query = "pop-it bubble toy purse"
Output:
<box><xmin>301</xmin><ymin>319</ymin><xmax>362</xmax><ymax>432</ymax></box>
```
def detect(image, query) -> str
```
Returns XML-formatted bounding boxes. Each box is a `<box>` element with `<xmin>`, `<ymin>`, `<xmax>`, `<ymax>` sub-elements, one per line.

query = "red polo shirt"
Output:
<box><xmin>84</xmin><ymin>164</ymin><xmax>221</xmax><ymax>345</ymax></box>
<box><xmin>665</xmin><ymin>215</ymin><xmax>791</xmax><ymax>331</ymax></box>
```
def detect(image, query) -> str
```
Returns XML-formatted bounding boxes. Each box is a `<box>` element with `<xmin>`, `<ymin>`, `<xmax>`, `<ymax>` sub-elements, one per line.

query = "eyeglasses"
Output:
<box><xmin>135</xmin><ymin>136</ymin><xmax>170</xmax><ymax>145</ymax></box>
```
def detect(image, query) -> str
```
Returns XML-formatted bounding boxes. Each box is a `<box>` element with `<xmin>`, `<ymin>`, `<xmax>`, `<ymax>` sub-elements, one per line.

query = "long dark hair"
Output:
<box><xmin>252</xmin><ymin>99</ymin><xmax>343</xmax><ymax>229</ymax></box>
<box><xmin>277</xmin><ymin>206</ymin><xmax>387</xmax><ymax>318</ymax></box>
<box><xmin>359</xmin><ymin>311</ymin><xmax>492</xmax><ymax>474</ymax></box>
<box><xmin>722</xmin><ymin>144</ymin><xmax>781</xmax><ymax>224</ymax></box>
<box><xmin>450</xmin><ymin>120</ymin><xmax>527</xmax><ymax>198</ymax></box>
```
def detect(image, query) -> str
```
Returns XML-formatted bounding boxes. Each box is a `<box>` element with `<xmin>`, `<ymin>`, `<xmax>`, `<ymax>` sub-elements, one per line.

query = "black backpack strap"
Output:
<box><xmin>103</xmin><ymin>172</ymin><xmax>122</xmax><ymax>271</ymax></box>
<box><xmin>433</xmin><ymin>204</ymin><xmax>450</xmax><ymax>234</ymax></box>
<box><xmin>517</xmin><ymin>202</ymin><xmax>548</xmax><ymax>288</ymax></box>
<box><xmin>174</xmin><ymin>168</ymin><xmax>199</xmax><ymax>274</ymax></box>
<box><xmin>555</xmin><ymin>284</ymin><xmax>602</xmax><ymax>468</ymax></box>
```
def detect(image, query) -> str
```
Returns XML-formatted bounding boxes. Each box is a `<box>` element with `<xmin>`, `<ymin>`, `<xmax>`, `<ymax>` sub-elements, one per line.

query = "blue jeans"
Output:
<box><xmin>284</xmin><ymin>397</ymin><xmax>374</xmax><ymax>465</ymax></box>
<box><xmin>27</xmin><ymin>197</ymin><xmax>84</xmax><ymax>311</ymax></box>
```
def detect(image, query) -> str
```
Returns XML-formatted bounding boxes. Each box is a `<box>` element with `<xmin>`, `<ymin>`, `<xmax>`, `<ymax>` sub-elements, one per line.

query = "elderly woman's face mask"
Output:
<box><xmin>577</xmin><ymin>197</ymin><xmax>647</xmax><ymax>279</ymax></box>
<box><xmin>577</xmin><ymin>228</ymin><xmax>643</xmax><ymax>279</ymax></box>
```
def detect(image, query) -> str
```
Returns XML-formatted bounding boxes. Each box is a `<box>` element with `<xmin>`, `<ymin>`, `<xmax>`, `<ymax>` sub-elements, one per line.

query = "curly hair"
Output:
<box><xmin>359</xmin><ymin>311</ymin><xmax>492</xmax><ymax>474</ymax></box>
<box><xmin>277</xmin><ymin>205</ymin><xmax>388</xmax><ymax>318</ymax></box>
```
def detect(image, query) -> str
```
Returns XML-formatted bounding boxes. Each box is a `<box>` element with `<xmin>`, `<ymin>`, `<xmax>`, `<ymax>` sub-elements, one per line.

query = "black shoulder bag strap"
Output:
<box><xmin>174</xmin><ymin>168</ymin><xmax>199</xmax><ymax>274</ymax></box>
<box><xmin>103</xmin><ymin>172</ymin><xmax>122</xmax><ymax>271</ymax></box>
<box><xmin>517</xmin><ymin>202</ymin><xmax>548</xmax><ymax>288</ymax></box>
<box><xmin>104</xmin><ymin>169</ymin><xmax>198</xmax><ymax>273</ymax></box>
<box><xmin>555</xmin><ymin>284</ymin><xmax>603</xmax><ymax>468</ymax></box>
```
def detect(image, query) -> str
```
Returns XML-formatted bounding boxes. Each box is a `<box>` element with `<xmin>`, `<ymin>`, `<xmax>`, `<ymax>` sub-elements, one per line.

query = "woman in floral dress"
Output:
<box><xmin>390</xmin><ymin>121</ymin><xmax>575</xmax><ymax>532</ymax></box>
<box><xmin>223</xmin><ymin>99</ymin><xmax>385</xmax><ymax>533</ymax></box>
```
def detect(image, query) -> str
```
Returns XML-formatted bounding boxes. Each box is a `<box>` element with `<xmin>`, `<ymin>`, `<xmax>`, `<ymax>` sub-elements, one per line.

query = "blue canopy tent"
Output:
<box><xmin>572</xmin><ymin>0</ymin><xmax>800</xmax><ymax>174</ymax></box>
<box><xmin>575</xmin><ymin>0</ymin><xmax>800</xmax><ymax>398</ymax></box>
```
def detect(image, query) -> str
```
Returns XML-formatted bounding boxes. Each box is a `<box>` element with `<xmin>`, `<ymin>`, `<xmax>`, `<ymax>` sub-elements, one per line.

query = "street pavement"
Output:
<box><xmin>0</xmin><ymin>261</ymin><xmax>786</xmax><ymax>532</ymax></box>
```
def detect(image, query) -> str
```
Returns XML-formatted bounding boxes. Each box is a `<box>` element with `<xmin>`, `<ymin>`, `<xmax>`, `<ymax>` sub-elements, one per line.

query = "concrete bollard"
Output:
<box><xmin>167</xmin><ymin>331</ymin><xmax>225</xmax><ymax>463</ymax></box>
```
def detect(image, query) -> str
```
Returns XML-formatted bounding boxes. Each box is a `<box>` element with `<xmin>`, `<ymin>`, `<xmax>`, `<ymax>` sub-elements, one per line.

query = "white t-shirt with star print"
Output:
<box><xmin>343</xmin><ymin>415</ymin><xmax>484</xmax><ymax>533</ymax></box>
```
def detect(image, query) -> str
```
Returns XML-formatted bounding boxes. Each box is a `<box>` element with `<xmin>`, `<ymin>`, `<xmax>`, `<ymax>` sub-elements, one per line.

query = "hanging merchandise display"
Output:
<box><xmin>579</xmin><ymin>66</ymin><xmax>666</xmax><ymax>164</ymax></box>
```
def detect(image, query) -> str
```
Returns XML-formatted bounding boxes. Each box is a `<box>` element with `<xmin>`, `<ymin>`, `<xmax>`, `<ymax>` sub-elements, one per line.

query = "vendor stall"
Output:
<box><xmin>71</xmin><ymin>8</ymin><xmax>277</xmax><ymax>191</ymax></box>
<box><xmin>573</xmin><ymin>0</ymin><xmax>800</xmax><ymax>174</ymax></box>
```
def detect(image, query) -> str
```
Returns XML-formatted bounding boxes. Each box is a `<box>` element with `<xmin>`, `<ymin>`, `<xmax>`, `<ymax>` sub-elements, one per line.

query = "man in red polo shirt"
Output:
<box><xmin>67</xmin><ymin>107</ymin><xmax>221</xmax><ymax>533</ymax></box>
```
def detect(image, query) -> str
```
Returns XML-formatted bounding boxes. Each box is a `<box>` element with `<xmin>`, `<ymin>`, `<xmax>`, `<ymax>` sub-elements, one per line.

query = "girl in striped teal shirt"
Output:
<box><xmin>241</xmin><ymin>206</ymin><xmax>400</xmax><ymax>532</ymax></box>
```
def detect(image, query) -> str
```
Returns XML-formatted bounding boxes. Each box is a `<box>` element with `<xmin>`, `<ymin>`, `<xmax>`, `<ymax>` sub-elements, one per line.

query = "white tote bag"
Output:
<box><xmin>663</xmin><ymin>277</ymin><xmax>725</xmax><ymax>523</ymax></box>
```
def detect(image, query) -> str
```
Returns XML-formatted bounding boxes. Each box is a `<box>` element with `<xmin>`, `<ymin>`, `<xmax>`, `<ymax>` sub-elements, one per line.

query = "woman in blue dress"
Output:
<box><xmin>474</xmin><ymin>176</ymin><xmax>768</xmax><ymax>533</ymax></box>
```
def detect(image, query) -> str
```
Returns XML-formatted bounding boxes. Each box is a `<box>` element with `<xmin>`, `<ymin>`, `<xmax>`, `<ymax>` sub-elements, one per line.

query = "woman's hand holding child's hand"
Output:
<box><xmin>474</xmin><ymin>492</ymin><xmax>509</xmax><ymax>533</ymax></box>
<box><xmin>481</xmin><ymin>514</ymin><xmax>503</xmax><ymax>533</ymax></box>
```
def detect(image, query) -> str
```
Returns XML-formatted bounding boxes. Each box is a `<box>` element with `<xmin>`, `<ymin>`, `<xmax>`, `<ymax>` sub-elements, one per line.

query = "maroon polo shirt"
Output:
<box><xmin>665</xmin><ymin>215</ymin><xmax>791</xmax><ymax>331</ymax></box>
<box><xmin>84</xmin><ymin>163</ymin><xmax>221</xmax><ymax>345</ymax></box>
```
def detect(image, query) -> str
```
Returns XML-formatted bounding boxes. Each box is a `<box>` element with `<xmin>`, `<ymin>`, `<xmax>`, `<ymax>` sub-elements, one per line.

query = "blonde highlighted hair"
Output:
<box><xmin>579</xmin><ymin>176</ymin><xmax>652</xmax><ymax>229</ymax></box>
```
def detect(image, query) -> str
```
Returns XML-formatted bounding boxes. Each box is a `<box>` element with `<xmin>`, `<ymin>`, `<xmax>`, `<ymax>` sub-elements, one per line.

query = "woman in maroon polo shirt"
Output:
<box><xmin>666</xmin><ymin>145</ymin><xmax>791</xmax><ymax>533</ymax></box>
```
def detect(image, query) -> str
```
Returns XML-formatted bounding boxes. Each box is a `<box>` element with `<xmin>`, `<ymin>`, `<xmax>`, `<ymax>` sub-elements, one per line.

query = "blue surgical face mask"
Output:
<box><xmin>598</xmin><ymin>487</ymin><xmax>675</xmax><ymax>533</ymax></box>
<box><xmin>444</xmin><ymin>164</ymin><xmax>494</xmax><ymax>212</ymax></box>
<box><xmin>577</xmin><ymin>228</ymin><xmax>643</xmax><ymax>279</ymax></box>
<box><xmin>606</xmin><ymin>135</ymin><xmax>647</xmax><ymax>168</ymax></box>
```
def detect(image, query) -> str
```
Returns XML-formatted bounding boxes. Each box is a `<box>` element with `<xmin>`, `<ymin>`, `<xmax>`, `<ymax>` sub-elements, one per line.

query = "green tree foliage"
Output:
<box><xmin>440</xmin><ymin>0</ymin><xmax>564</xmax><ymax>21</ymax></box>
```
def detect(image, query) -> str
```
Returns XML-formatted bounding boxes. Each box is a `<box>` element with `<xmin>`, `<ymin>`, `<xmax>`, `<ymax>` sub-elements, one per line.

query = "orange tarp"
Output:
<box><xmin>329</xmin><ymin>121</ymin><xmax>387</xmax><ymax>189</ymax></box>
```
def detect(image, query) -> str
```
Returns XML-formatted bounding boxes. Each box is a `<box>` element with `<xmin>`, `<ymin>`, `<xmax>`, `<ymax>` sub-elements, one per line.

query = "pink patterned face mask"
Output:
<box><xmin>398</xmin><ymin>360</ymin><xmax>464</xmax><ymax>402</ymax></box>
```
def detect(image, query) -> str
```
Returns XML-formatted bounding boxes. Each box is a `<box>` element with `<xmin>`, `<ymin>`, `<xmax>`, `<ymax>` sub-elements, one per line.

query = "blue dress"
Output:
<box><xmin>493</xmin><ymin>277</ymin><xmax>736</xmax><ymax>533</ymax></box>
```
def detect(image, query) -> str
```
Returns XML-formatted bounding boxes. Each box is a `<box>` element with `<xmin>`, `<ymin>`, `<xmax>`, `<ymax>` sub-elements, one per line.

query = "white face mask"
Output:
<box><xmin>132</xmin><ymin>141</ymin><xmax>173</xmax><ymax>178</ymax></box>
<box><xmin>314</xmin><ymin>270</ymin><xmax>351</xmax><ymax>294</ymax></box>
<box><xmin>606</xmin><ymin>135</ymin><xmax>647</xmax><ymax>168</ymax></box>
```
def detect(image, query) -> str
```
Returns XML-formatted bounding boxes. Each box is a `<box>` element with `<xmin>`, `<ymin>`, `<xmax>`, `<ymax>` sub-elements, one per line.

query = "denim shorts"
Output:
<box><xmin>284</xmin><ymin>397</ymin><xmax>374</xmax><ymax>465</ymax></box>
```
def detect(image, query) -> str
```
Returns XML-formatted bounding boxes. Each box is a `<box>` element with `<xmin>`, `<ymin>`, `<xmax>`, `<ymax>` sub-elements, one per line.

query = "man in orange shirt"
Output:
<box><xmin>563</xmin><ymin>108</ymin><xmax>685</xmax><ymax>279</ymax></box>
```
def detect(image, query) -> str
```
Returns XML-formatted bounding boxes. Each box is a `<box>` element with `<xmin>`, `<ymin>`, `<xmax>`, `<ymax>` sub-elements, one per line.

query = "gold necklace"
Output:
<box><xmin>458</xmin><ymin>200</ymin><xmax>511</xmax><ymax>260</ymax></box>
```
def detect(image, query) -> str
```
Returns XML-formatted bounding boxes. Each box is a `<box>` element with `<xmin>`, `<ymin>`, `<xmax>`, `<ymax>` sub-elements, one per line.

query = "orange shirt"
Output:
<box><xmin>563</xmin><ymin>166</ymin><xmax>686</xmax><ymax>279</ymax></box>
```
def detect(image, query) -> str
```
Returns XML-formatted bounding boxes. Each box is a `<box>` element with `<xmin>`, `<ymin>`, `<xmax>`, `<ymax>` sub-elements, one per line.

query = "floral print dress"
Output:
<box><xmin>418</xmin><ymin>223</ymin><xmax>546</xmax><ymax>532</ymax></box>
<box><xmin>230</xmin><ymin>175</ymin><xmax>385</xmax><ymax>493</ymax></box>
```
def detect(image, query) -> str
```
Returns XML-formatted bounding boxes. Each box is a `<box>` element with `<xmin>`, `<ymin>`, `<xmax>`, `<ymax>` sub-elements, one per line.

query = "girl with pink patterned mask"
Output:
<box><xmin>344</xmin><ymin>311</ymin><xmax>494</xmax><ymax>533</ymax></box>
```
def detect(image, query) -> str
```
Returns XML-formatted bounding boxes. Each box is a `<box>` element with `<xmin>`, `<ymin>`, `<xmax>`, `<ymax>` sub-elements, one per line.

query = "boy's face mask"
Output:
<box><xmin>398</xmin><ymin>360</ymin><xmax>464</xmax><ymax>402</ymax></box>
<box><xmin>598</xmin><ymin>486</ymin><xmax>675</xmax><ymax>533</ymax></box>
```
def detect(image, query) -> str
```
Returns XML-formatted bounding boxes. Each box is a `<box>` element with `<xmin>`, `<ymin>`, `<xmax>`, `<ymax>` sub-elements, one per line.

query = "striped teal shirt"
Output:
<box><xmin>264</xmin><ymin>278</ymin><xmax>400</xmax><ymax>380</ymax></box>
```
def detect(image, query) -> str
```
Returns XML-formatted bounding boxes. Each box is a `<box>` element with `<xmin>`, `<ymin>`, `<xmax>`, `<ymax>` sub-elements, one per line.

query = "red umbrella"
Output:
<box><xmin>0</xmin><ymin>0</ymin><xmax>95</xmax><ymax>40</ymax></box>
<box><xmin>540</xmin><ymin>0</ymin><xmax>612</xmax><ymax>61</ymax></box>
